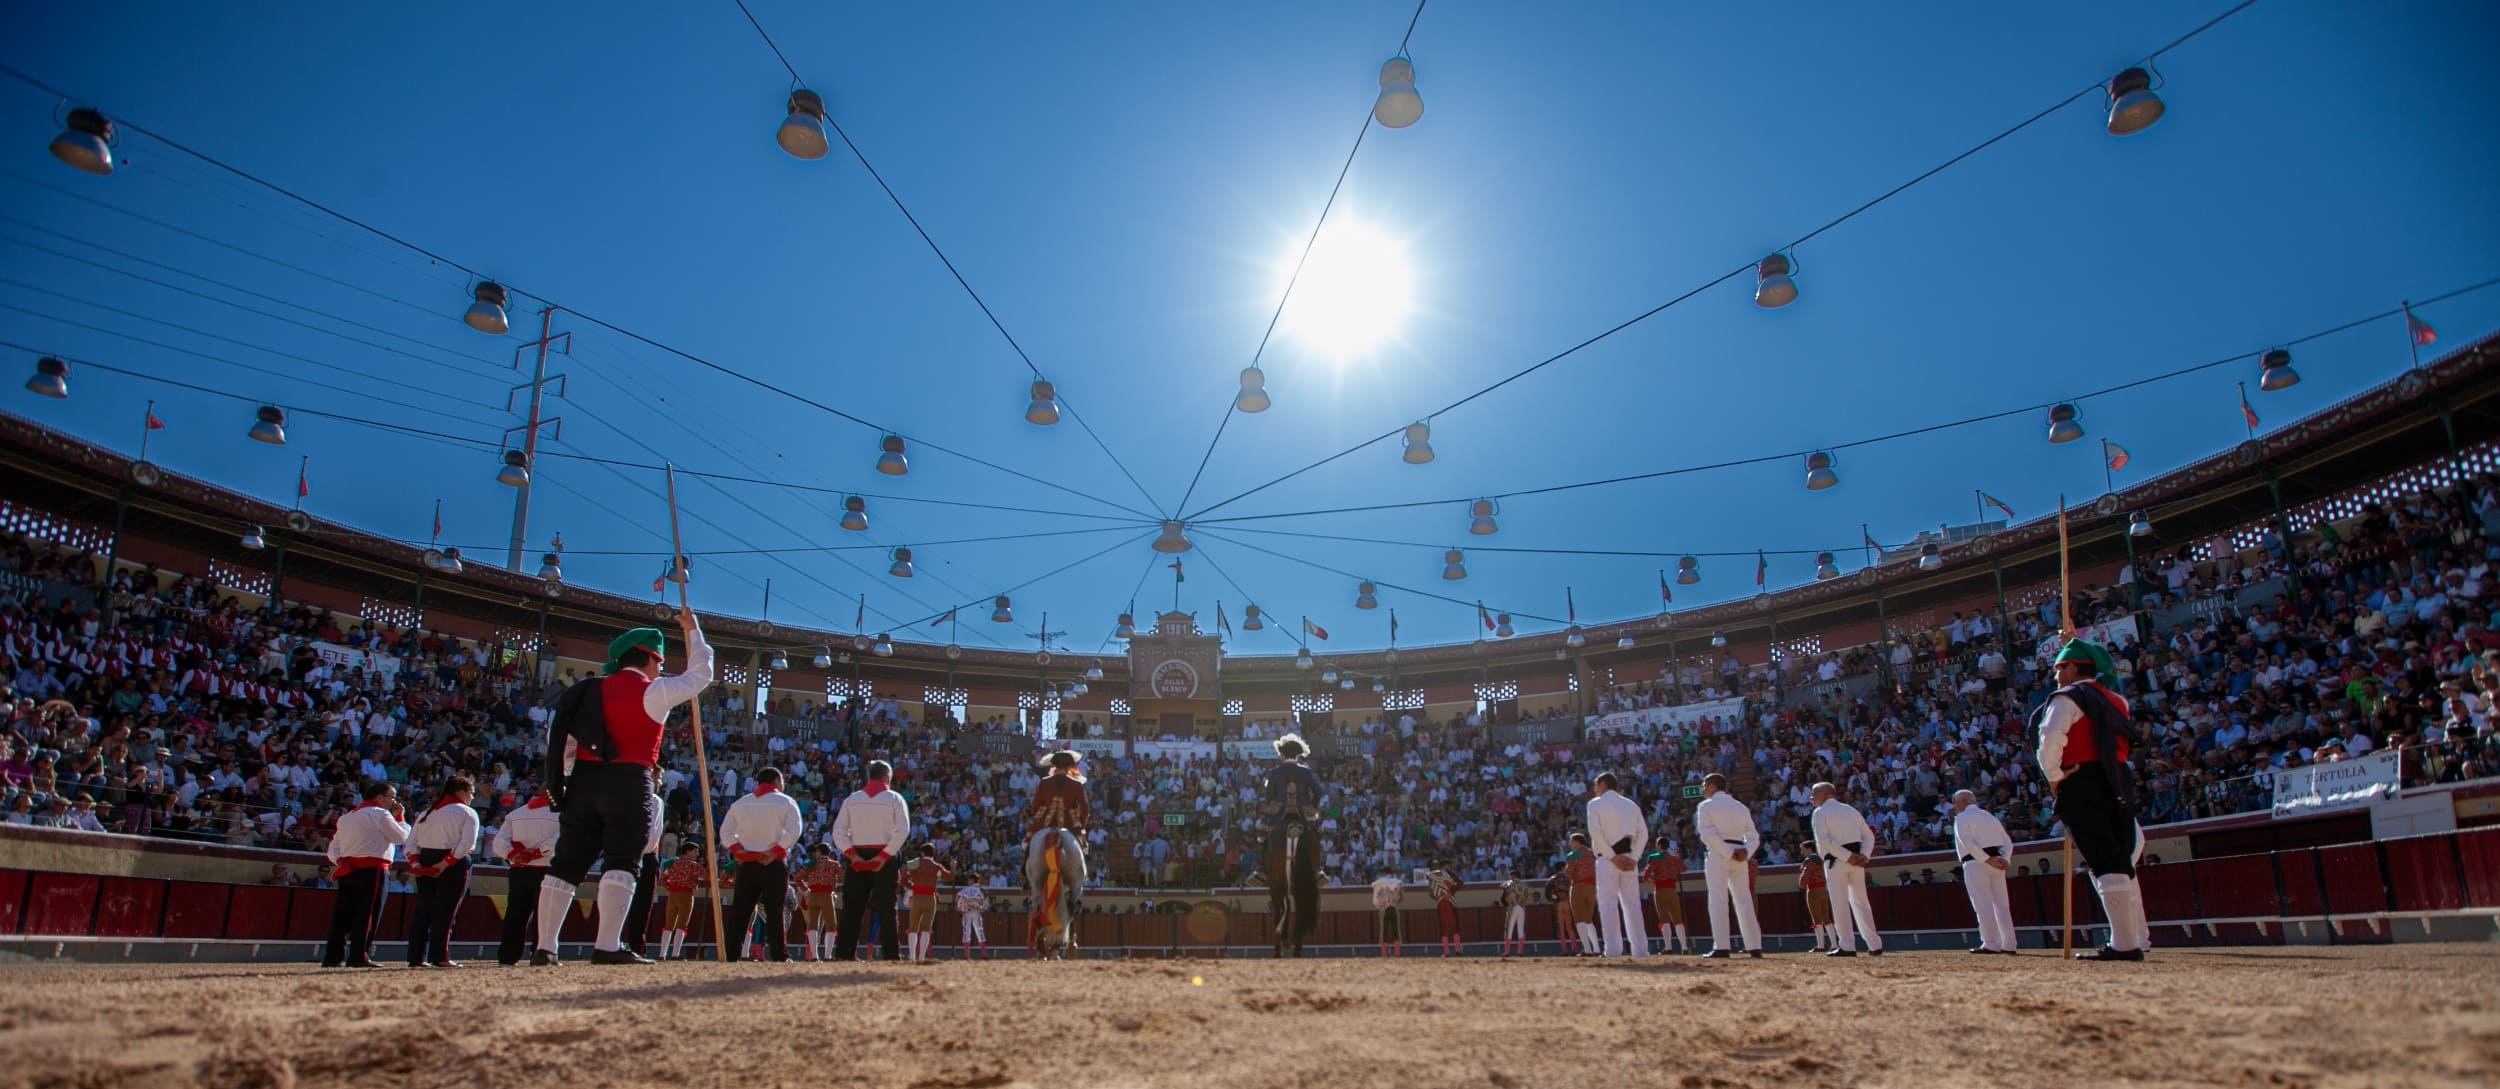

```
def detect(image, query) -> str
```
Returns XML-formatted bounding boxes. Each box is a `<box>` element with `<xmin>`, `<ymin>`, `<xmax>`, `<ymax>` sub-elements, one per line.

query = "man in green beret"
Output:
<box><xmin>535</xmin><ymin>609</ymin><xmax>711</xmax><ymax>965</ymax></box>
<box><xmin>2032</xmin><ymin>638</ymin><xmax>2152</xmax><ymax>962</ymax></box>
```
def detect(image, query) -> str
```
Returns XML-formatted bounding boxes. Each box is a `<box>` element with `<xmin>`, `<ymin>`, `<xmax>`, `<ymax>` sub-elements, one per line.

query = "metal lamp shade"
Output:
<box><xmin>26</xmin><ymin>356</ymin><xmax>68</xmax><ymax>399</ymax></box>
<box><xmin>778</xmin><ymin>89</ymin><xmax>831</xmax><ymax>160</ymax></box>
<box><xmin>1402</xmin><ymin>421</ymin><xmax>1434</xmax><ymax>465</ymax></box>
<box><xmin>1236</xmin><ymin>366</ymin><xmax>1271</xmax><ymax>413</ymax></box>
<box><xmin>248</xmin><ymin>405</ymin><xmax>287</xmax><ymax>445</ymax></box>
<box><xmin>497</xmin><ymin>449</ymin><xmax>530</xmax><ymax>487</ymax></box>
<box><xmin>1025</xmin><ymin>380</ymin><xmax>1060</xmax><ymax>426</ymax></box>
<box><xmin>2047</xmin><ymin>403</ymin><xmax>2084</xmax><ymax>444</ymax></box>
<box><xmin>1754</xmin><ymin>254</ymin><xmax>1798</xmax><ymax>309</ymax></box>
<box><xmin>876</xmin><ymin>434</ymin><xmax>909</xmax><ymax>476</ymax></box>
<box><xmin>464</xmin><ymin>282</ymin><xmax>510</xmax><ymax>335</ymax></box>
<box><xmin>2259</xmin><ymin>349</ymin><xmax>2299</xmax><ymax>392</ymax></box>
<box><xmin>841</xmin><ymin>496</ymin><xmax>869</xmax><ymax>532</ymax></box>
<box><xmin>1442</xmin><ymin>548</ymin><xmax>1466</xmax><ymax>580</ymax></box>
<box><xmin>1469</xmin><ymin>498</ymin><xmax>1498</xmax><ymax>535</ymax></box>
<box><xmin>1153</xmin><ymin>521</ymin><xmax>1193</xmax><ymax>554</ymax></box>
<box><xmin>50</xmin><ymin>109</ymin><xmax>115</xmax><ymax>176</ymax></box>
<box><xmin>1373</xmin><ymin>57</ymin><xmax>1423</xmax><ymax>129</ymax></box>
<box><xmin>2104</xmin><ymin>68</ymin><xmax>2164</xmax><ymax>137</ymax></box>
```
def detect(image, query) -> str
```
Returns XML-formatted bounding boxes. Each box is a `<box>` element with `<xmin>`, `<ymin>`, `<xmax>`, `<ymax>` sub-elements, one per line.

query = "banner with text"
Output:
<box><xmin>2033</xmin><ymin>614</ymin><xmax>2141</xmax><ymax>666</ymax></box>
<box><xmin>1066</xmin><ymin>738</ymin><xmax>1128</xmax><ymax>759</ymax></box>
<box><xmin>1586</xmin><ymin>695</ymin><xmax>1748</xmax><ymax>737</ymax></box>
<box><xmin>309</xmin><ymin>640</ymin><xmax>404</xmax><ymax>679</ymax></box>
<box><xmin>2271</xmin><ymin>748</ymin><xmax>2401</xmax><ymax>818</ymax></box>
<box><xmin>1131</xmin><ymin>739</ymin><xmax>1216</xmax><ymax>763</ymax></box>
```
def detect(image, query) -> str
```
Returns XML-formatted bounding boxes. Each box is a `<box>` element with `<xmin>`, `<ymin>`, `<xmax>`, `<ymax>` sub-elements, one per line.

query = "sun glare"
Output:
<box><xmin>1278</xmin><ymin>220</ymin><xmax>1414</xmax><ymax>359</ymax></box>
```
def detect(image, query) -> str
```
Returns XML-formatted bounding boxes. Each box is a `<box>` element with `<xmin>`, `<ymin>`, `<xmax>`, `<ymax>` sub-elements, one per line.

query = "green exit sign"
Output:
<box><xmin>1681</xmin><ymin>785</ymin><xmax>1703</xmax><ymax>799</ymax></box>
<box><xmin>1162</xmin><ymin>813</ymin><xmax>1188</xmax><ymax>827</ymax></box>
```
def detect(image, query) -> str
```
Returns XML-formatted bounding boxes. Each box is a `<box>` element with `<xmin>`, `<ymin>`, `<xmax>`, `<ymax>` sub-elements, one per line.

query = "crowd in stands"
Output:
<box><xmin>4</xmin><ymin>470</ymin><xmax>2498</xmax><ymax>892</ymax></box>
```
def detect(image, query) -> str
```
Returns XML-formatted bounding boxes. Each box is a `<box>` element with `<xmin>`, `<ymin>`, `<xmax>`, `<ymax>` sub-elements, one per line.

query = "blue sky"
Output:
<box><xmin>3</xmin><ymin>0</ymin><xmax>2496</xmax><ymax>656</ymax></box>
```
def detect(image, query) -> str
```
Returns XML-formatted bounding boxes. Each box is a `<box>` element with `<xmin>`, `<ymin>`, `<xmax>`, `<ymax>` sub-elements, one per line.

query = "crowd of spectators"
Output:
<box><xmin>5</xmin><ymin>471</ymin><xmax>2498</xmax><ymax>893</ymax></box>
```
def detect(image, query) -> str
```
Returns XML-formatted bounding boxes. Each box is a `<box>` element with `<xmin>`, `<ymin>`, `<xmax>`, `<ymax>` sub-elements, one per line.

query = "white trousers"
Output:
<box><xmin>1702</xmin><ymin>855</ymin><xmax>1761</xmax><ymax>952</ymax></box>
<box><xmin>961</xmin><ymin>911</ymin><xmax>986</xmax><ymax>944</ymax></box>
<box><xmin>1502</xmin><ymin>906</ymin><xmax>1527</xmax><ymax>941</ymax></box>
<box><xmin>1595</xmin><ymin>862</ymin><xmax>1648</xmax><ymax>957</ymax></box>
<box><xmin>1962</xmin><ymin>863</ymin><xmax>2016</xmax><ymax>951</ymax></box>
<box><xmin>1828</xmin><ymin>860</ymin><xmax>1882</xmax><ymax>952</ymax></box>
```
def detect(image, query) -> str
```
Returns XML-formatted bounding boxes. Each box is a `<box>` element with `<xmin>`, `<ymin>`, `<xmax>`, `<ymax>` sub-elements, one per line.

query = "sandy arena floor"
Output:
<box><xmin>0</xmin><ymin>945</ymin><xmax>2493</xmax><ymax>1089</ymax></box>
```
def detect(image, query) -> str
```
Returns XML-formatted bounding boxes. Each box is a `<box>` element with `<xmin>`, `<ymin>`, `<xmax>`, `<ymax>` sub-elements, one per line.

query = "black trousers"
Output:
<box><xmin>548</xmin><ymin>762</ymin><xmax>655</xmax><ymax>884</ymax></box>
<box><xmin>832</xmin><ymin>850</ymin><xmax>900</xmax><ymax>961</ymax></box>
<box><xmin>2055</xmin><ymin>763</ymin><xmax>2138</xmax><ymax>878</ymax></box>
<box><xmin>500</xmin><ymin>866</ymin><xmax>546</xmax><ymax>965</ymax></box>
<box><xmin>321</xmin><ymin>868</ymin><xmax>387</xmax><ymax>966</ymax></box>
<box><xmin>622</xmin><ymin>852</ymin><xmax>659</xmax><ymax>954</ymax></box>
<box><xmin>724</xmin><ymin>859</ymin><xmax>790</xmax><ymax>962</ymax></box>
<box><xmin>1266</xmin><ymin>823</ymin><xmax>1320</xmax><ymax>944</ymax></box>
<box><xmin>404</xmin><ymin>859</ymin><xmax>471</xmax><ymax>965</ymax></box>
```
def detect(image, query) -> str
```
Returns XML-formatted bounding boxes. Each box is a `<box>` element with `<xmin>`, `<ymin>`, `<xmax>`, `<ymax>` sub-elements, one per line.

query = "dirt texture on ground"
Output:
<box><xmin>0</xmin><ymin>946</ymin><xmax>2494</xmax><ymax>1089</ymax></box>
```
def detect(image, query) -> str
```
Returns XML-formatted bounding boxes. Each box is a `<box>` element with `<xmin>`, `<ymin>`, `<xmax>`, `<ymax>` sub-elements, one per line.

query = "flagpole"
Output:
<box><xmin>1860</xmin><ymin>524</ymin><xmax>1872</xmax><ymax>569</ymax></box>
<box><xmin>2239</xmin><ymin>382</ymin><xmax>2255</xmax><ymax>440</ymax></box>
<box><xmin>661</xmin><ymin>464</ymin><xmax>730</xmax><ymax>963</ymax></box>
<box><xmin>1976</xmin><ymin>489</ymin><xmax>1986</xmax><ymax>529</ymax></box>
<box><xmin>138</xmin><ymin>400</ymin><xmax>154</xmax><ymax>463</ymax></box>
<box><xmin>2403</xmin><ymin>300</ymin><xmax>2424</xmax><ymax>372</ymax></box>
<box><xmin>2100</xmin><ymin>441</ymin><xmax>2115</xmax><ymax>497</ymax></box>
<box><xmin>294</xmin><ymin>455</ymin><xmax>308</xmax><ymax>511</ymax></box>
<box><xmin>2055</xmin><ymin>492</ymin><xmax>2077</xmax><ymax>961</ymax></box>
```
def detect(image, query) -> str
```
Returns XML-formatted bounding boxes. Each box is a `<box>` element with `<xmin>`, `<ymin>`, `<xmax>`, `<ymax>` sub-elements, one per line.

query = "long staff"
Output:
<box><xmin>666</xmin><ymin>464</ymin><xmax>730</xmax><ymax>962</ymax></box>
<box><xmin>2057</xmin><ymin>495</ymin><xmax>2075</xmax><ymax>960</ymax></box>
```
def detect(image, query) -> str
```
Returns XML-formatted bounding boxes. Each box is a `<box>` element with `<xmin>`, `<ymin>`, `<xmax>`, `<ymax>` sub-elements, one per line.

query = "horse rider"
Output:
<box><xmin>1026</xmin><ymin>750</ymin><xmax>1092</xmax><ymax>954</ymax></box>
<box><xmin>1261</xmin><ymin>733</ymin><xmax>1325</xmax><ymax>957</ymax></box>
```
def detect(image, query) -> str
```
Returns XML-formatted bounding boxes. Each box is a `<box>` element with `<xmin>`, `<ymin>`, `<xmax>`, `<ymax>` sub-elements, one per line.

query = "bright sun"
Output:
<box><xmin>1277</xmin><ymin>219</ymin><xmax>1414</xmax><ymax>359</ymax></box>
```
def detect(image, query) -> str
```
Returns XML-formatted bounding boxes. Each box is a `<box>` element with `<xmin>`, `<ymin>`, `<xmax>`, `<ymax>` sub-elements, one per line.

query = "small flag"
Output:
<box><xmin>1566</xmin><ymin>588</ymin><xmax>1577</xmax><ymax>624</ymax></box>
<box><xmin>145</xmin><ymin>409</ymin><xmax>165</xmax><ymax>431</ymax></box>
<box><xmin>1862</xmin><ymin>528</ymin><xmax>1882</xmax><ymax>552</ymax></box>
<box><xmin>297</xmin><ymin>463</ymin><xmax>310</xmax><ymax>499</ymax></box>
<box><xmin>1169</xmin><ymin>559</ymin><xmax>1185</xmax><ymax>584</ymax></box>
<box><xmin>2103</xmin><ymin>440</ymin><xmax>2130</xmax><ymax>473</ymax></box>
<box><xmin>2240</xmin><ymin>388</ymin><xmax>2260</xmax><ymax>431</ymax></box>
<box><xmin>929</xmin><ymin>609</ymin><xmax>954</xmax><ymax>629</ymax></box>
<box><xmin>431</xmin><ymin>500</ymin><xmax>442</xmax><ymax>541</ymax></box>
<box><xmin>2409</xmin><ymin>312</ymin><xmax>2438</xmax><ymax>347</ymax></box>
<box><xmin>1217</xmin><ymin>601</ymin><xmax>1231</xmax><ymax>638</ymax></box>
<box><xmin>855</xmin><ymin>595</ymin><xmax>866</xmax><ymax>632</ymax></box>
<box><xmin>1980</xmin><ymin>491</ymin><xmax>2015</xmax><ymax>520</ymax></box>
<box><xmin>651</xmin><ymin>566</ymin><xmax>667</xmax><ymax>593</ymax></box>
<box><xmin>1389</xmin><ymin>609</ymin><xmax>1399</xmax><ymax>643</ymax></box>
<box><xmin>1303</xmin><ymin>617</ymin><xmax>1329</xmax><ymax>641</ymax></box>
<box><xmin>1479</xmin><ymin>601</ymin><xmax>1496</xmax><ymax>631</ymax></box>
<box><xmin>1657</xmin><ymin>570</ymin><xmax>1672</xmax><ymax>606</ymax></box>
<box><xmin>1754</xmin><ymin>552</ymin><xmax>1767</xmax><ymax>587</ymax></box>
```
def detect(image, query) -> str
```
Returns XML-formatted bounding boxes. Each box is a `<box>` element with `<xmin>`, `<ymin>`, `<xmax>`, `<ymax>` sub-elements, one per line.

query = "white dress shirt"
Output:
<box><xmin>1693</xmin><ymin>793</ymin><xmax>1760</xmax><ymax>861</ymax></box>
<box><xmin>491</xmin><ymin>802</ymin><xmax>562</xmax><ymax>867</ymax></box>
<box><xmin>328</xmin><ymin>803</ymin><xmax>412</xmax><ymax>863</ymax></box>
<box><xmin>409</xmin><ymin>800</ymin><xmax>481</xmax><ymax>862</ymax></box>
<box><xmin>624</xmin><ymin>622</ymin><xmax>717</xmax><ymax>723</ymax></box>
<box><xmin>723</xmin><ymin>787</ymin><xmax>804</xmax><ymax>859</ymax></box>
<box><xmin>1585</xmin><ymin>789</ymin><xmax>1647</xmax><ymax>860</ymax></box>
<box><xmin>2034</xmin><ymin>690</ymin><xmax>2090</xmax><ymax>784</ymax></box>
<box><xmin>1810</xmin><ymin>798</ymin><xmax>1875</xmax><ymax>867</ymax></box>
<box><xmin>1953</xmin><ymin>805</ymin><xmax>2015</xmax><ymax>865</ymax></box>
<box><xmin>830</xmin><ymin>786</ymin><xmax>911</xmax><ymax>859</ymax></box>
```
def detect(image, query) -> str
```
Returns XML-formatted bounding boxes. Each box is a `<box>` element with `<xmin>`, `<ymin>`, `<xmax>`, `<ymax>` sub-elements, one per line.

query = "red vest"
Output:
<box><xmin>586</xmin><ymin>670</ymin><xmax>664</xmax><ymax>768</ymax></box>
<box><xmin>2058</xmin><ymin>681</ymin><xmax>2133</xmax><ymax>767</ymax></box>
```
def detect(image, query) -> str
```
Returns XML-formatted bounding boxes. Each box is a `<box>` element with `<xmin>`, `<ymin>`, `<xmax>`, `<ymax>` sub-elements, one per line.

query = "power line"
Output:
<box><xmin>1183</xmin><ymin>539</ymin><xmax>1316</xmax><ymax>655</ymax></box>
<box><xmin>1184</xmin><ymin>273</ymin><xmax>2500</xmax><ymax>525</ymax></box>
<box><xmin>399</xmin><ymin>522</ymin><xmax>1146</xmax><ymax>559</ymax></box>
<box><xmin>1198</xmin><ymin>527</ymin><xmax>1570</xmax><ymax>628</ymax></box>
<box><xmin>885</xmin><ymin>527</ymin><xmax>1159</xmax><ymax>632</ymax></box>
<box><xmin>1173</xmin><ymin>0</ymin><xmax>1429</xmax><ymax>516</ymax></box>
<box><xmin>1179</xmin><ymin>0</ymin><xmax>2270</xmax><ymax>522</ymax></box>
<box><xmin>1217</xmin><ymin>523</ymin><xmax>1850</xmax><ymax>560</ymax></box>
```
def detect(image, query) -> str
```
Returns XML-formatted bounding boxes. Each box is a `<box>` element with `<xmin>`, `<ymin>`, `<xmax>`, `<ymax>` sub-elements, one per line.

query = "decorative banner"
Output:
<box><xmin>1218</xmin><ymin>740</ymin><xmax>1274</xmax><ymax>761</ymax></box>
<box><xmin>309</xmin><ymin>640</ymin><xmax>405</xmax><ymax>679</ymax></box>
<box><xmin>1587</xmin><ymin>695</ymin><xmax>1747</xmax><ymax>737</ymax></box>
<box><xmin>1065</xmin><ymin>738</ymin><xmax>1127</xmax><ymax>759</ymax></box>
<box><xmin>1131</xmin><ymin>739</ymin><xmax>1216</xmax><ymax>763</ymax></box>
<box><xmin>2033</xmin><ymin>614</ymin><xmax>2140</xmax><ymax>666</ymax></box>
<box><xmin>2272</xmin><ymin>748</ymin><xmax>2402</xmax><ymax>818</ymax></box>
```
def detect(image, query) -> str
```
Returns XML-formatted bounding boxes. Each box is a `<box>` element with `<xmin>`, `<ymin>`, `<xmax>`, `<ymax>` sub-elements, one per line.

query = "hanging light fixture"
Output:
<box><xmin>840</xmin><ymin>496</ymin><xmax>869</xmax><ymax>532</ymax></box>
<box><xmin>2129</xmin><ymin>511</ymin><xmax>2155</xmax><ymax>537</ymax></box>
<box><xmin>1025</xmin><ymin>379</ymin><xmax>1061</xmax><ymax>426</ymax></box>
<box><xmin>876</xmin><ymin>435</ymin><xmax>909</xmax><ymax>476</ymax></box>
<box><xmin>1373</xmin><ymin>56</ymin><xmax>1423</xmax><ymax>129</ymax></box>
<box><xmin>1340</xmin><ymin>676</ymin><xmax>1356</xmax><ymax>690</ymax></box>
<box><xmin>1372</xmin><ymin>679</ymin><xmax>1387</xmax><ymax>693</ymax></box>
<box><xmin>1469</xmin><ymin>498</ymin><xmax>1499</xmax><ymax>536</ymax></box>
<box><xmin>248</xmin><ymin>405</ymin><xmax>287</xmax><ymax>445</ymax></box>
<box><xmin>1495</xmin><ymin>613</ymin><xmax>1515</xmax><ymax>639</ymax></box>
<box><xmin>1243</xmin><ymin>604</ymin><xmax>1265</xmax><ymax>631</ymax></box>
<box><xmin>1754</xmin><ymin>254</ymin><xmax>1798</xmax><ymax>309</ymax></box>
<box><xmin>1085</xmin><ymin>660</ymin><xmax>1105</xmax><ymax>681</ymax></box>
<box><xmin>240</xmin><ymin>525</ymin><xmax>266</xmax><ymax>551</ymax></box>
<box><xmin>24</xmin><ymin>356</ymin><xmax>68</xmax><ymax>399</ymax></box>
<box><xmin>1676</xmin><ymin>556</ymin><xmax>1701</xmax><ymax>585</ymax></box>
<box><xmin>463</xmin><ymin>282</ymin><xmax>510</xmax><ymax>335</ymax></box>
<box><xmin>1153</xmin><ymin>521</ymin><xmax>1193</xmax><ymax>554</ymax></box>
<box><xmin>2258</xmin><ymin>349</ymin><xmax>2300</xmax><ymax>392</ymax></box>
<box><xmin>991</xmin><ymin>594</ymin><xmax>1013</xmax><ymax>623</ymax></box>
<box><xmin>1321</xmin><ymin>666</ymin><xmax>1339</xmax><ymax>683</ymax></box>
<box><xmin>2103</xmin><ymin>67</ymin><xmax>2164</xmax><ymax>137</ymax></box>
<box><xmin>1442</xmin><ymin>548</ymin><xmax>1466</xmax><ymax>581</ymax></box>
<box><xmin>49</xmin><ymin>108</ymin><xmax>116</xmax><ymax>176</ymax></box>
<box><xmin>1918</xmin><ymin>542</ymin><xmax>1943</xmax><ymax>570</ymax></box>
<box><xmin>1710</xmin><ymin>629</ymin><xmax>1727</xmax><ymax>648</ymax></box>
<box><xmin>770</xmin><ymin>651</ymin><xmax>790</xmax><ymax>670</ymax></box>
<box><xmin>1116</xmin><ymin>612</ymin><xmax>1137</xmax><ymax>639</ymax></box>
<box><xmin>888</xmin><ymin>547</ymin><xmax>915</xmax><ymax>578</ymax></box>
<box><xmin>496</xmin><ymin>449</ymin><xmax>531</xmax><ymax>487</ymax></box>
<box><xmin>538</xmin><ymin>553</ymin><xmax>562</xmax><ymax>582</ymax></box>
<box><xmin>778</xmin><ymin>88</ymin><xmax>832</xmax><ymax>160</ymax></box>
<box><xmin>2046</xmin><ymin>403</ymin><xmax>2084</xmax><ymax>444</ymax></box>
<box><xmin>872</xmin><ymin>633</ymin><xmax>894</xmax><ymax>656</ymax></box>
<box><xmin>1815</xmin><ymin>552</ymin><xmax>1840</xmax><ymax>581</ymax></box>
<box><xmin>1402</xmin><ymin>421</ymin><xmax>1434</xmax><ymax>465</ymax></box>
<box><xmin>1804</xmin><ymin>451</ymin><xmax>1838</xmax><ymax>491</ymax></box>
<box><xmin>1565</xmin><ymin>627</ymin><xmax>1586</xmax><ymax>648</ymax></box>
<box><xmin>1355</xmin><ymin>580</ymin><xmax>1378</xmax><ymax>610</ymax></box>
<box><xmin>1069</xmin><ymin>681</ymin><xmax>1088</xmax><ymax>696</ymax></box>
<box><xmin>428</xmin><ymin>547</ymin><xmax>465</xmax><ymax>575</ymax></box>
<box><xmin>813</xmin><ymin>648</ymin><xmax>833</xmax><ymax>668</ymax></box>
<box><xmin>1617</xmin><ymin>635</ymin><xmax>1636</xmax><ymax>650</ymax></box>
<box><xmin>1236</xmin><ymin>365</ymin><xmax>1271</xmax><ymax>413</ymax></box>
<box><xmin>1295</xmin><ymin>649</ymin><xmax>1313</xmax><ymax>669</ymax></box>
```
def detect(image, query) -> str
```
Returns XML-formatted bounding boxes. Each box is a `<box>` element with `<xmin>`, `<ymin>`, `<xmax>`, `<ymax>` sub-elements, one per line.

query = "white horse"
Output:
<box><xmin>1024</xmin><ymin>828</ymin><xmax>1087</xmax><ymax>959</ymax></box>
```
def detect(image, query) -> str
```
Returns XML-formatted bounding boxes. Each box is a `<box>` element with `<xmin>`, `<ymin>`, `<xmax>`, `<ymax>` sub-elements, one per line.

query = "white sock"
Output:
<box><xmin>536</xmin><ymin>877</ymin><xmax>574</xmax><ymax>955</ymax></box>
<box><xmin>665</xmin><ymin>929</ymin><xmax>681</xmax><ymax>958</ymax></box>
<box><xmin>595</xmin><ymin>870</ymin><xmax>636</xmax><ymax>952</ymax></box>
<box><xmin>804</xmin><ymin>930</ymin><xmax>819</xmax><ymax>960</ymax></box>
<box><xmin>1576</xmin><ymin>923</ymin><xmax>1599</xmax><ymax>950</ymax></box>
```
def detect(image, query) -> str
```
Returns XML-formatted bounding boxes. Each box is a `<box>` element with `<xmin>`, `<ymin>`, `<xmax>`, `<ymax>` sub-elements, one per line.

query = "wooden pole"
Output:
<box><xmin>665</xmin><ymin>464</ymin><xmax>731</xmax><ymax>963</ymax></box>
<box><xmin>2057</xmin><ymin>494</ymin><xmax>2076</xmax><ymax>959</ymax></box>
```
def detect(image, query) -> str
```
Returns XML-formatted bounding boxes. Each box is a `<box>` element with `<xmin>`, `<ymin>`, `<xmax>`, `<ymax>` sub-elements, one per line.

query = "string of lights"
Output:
<box><xmin>385</xmin><ymin>523</ymin><xmax>1145</xmax><ymax>560</ymax></box>
<box><xmin>1195</xmin><ymin>528</ymin><xmax>1571</xmax><ymax>632</ymax></box>
<box><xmin>1171</xmin><ymin>0</ymin><xmax>1432</xmax><ymax>516</ymax></box>
<box><xmin>1216</xmin><ymin>523</ymin><xmax>1859</xmax><ymax>561</ymax></box>
<box><xmin>1178</xmin><ymin>0</ymin><xmax>2270</xmax><ymax>523</ymax></box>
